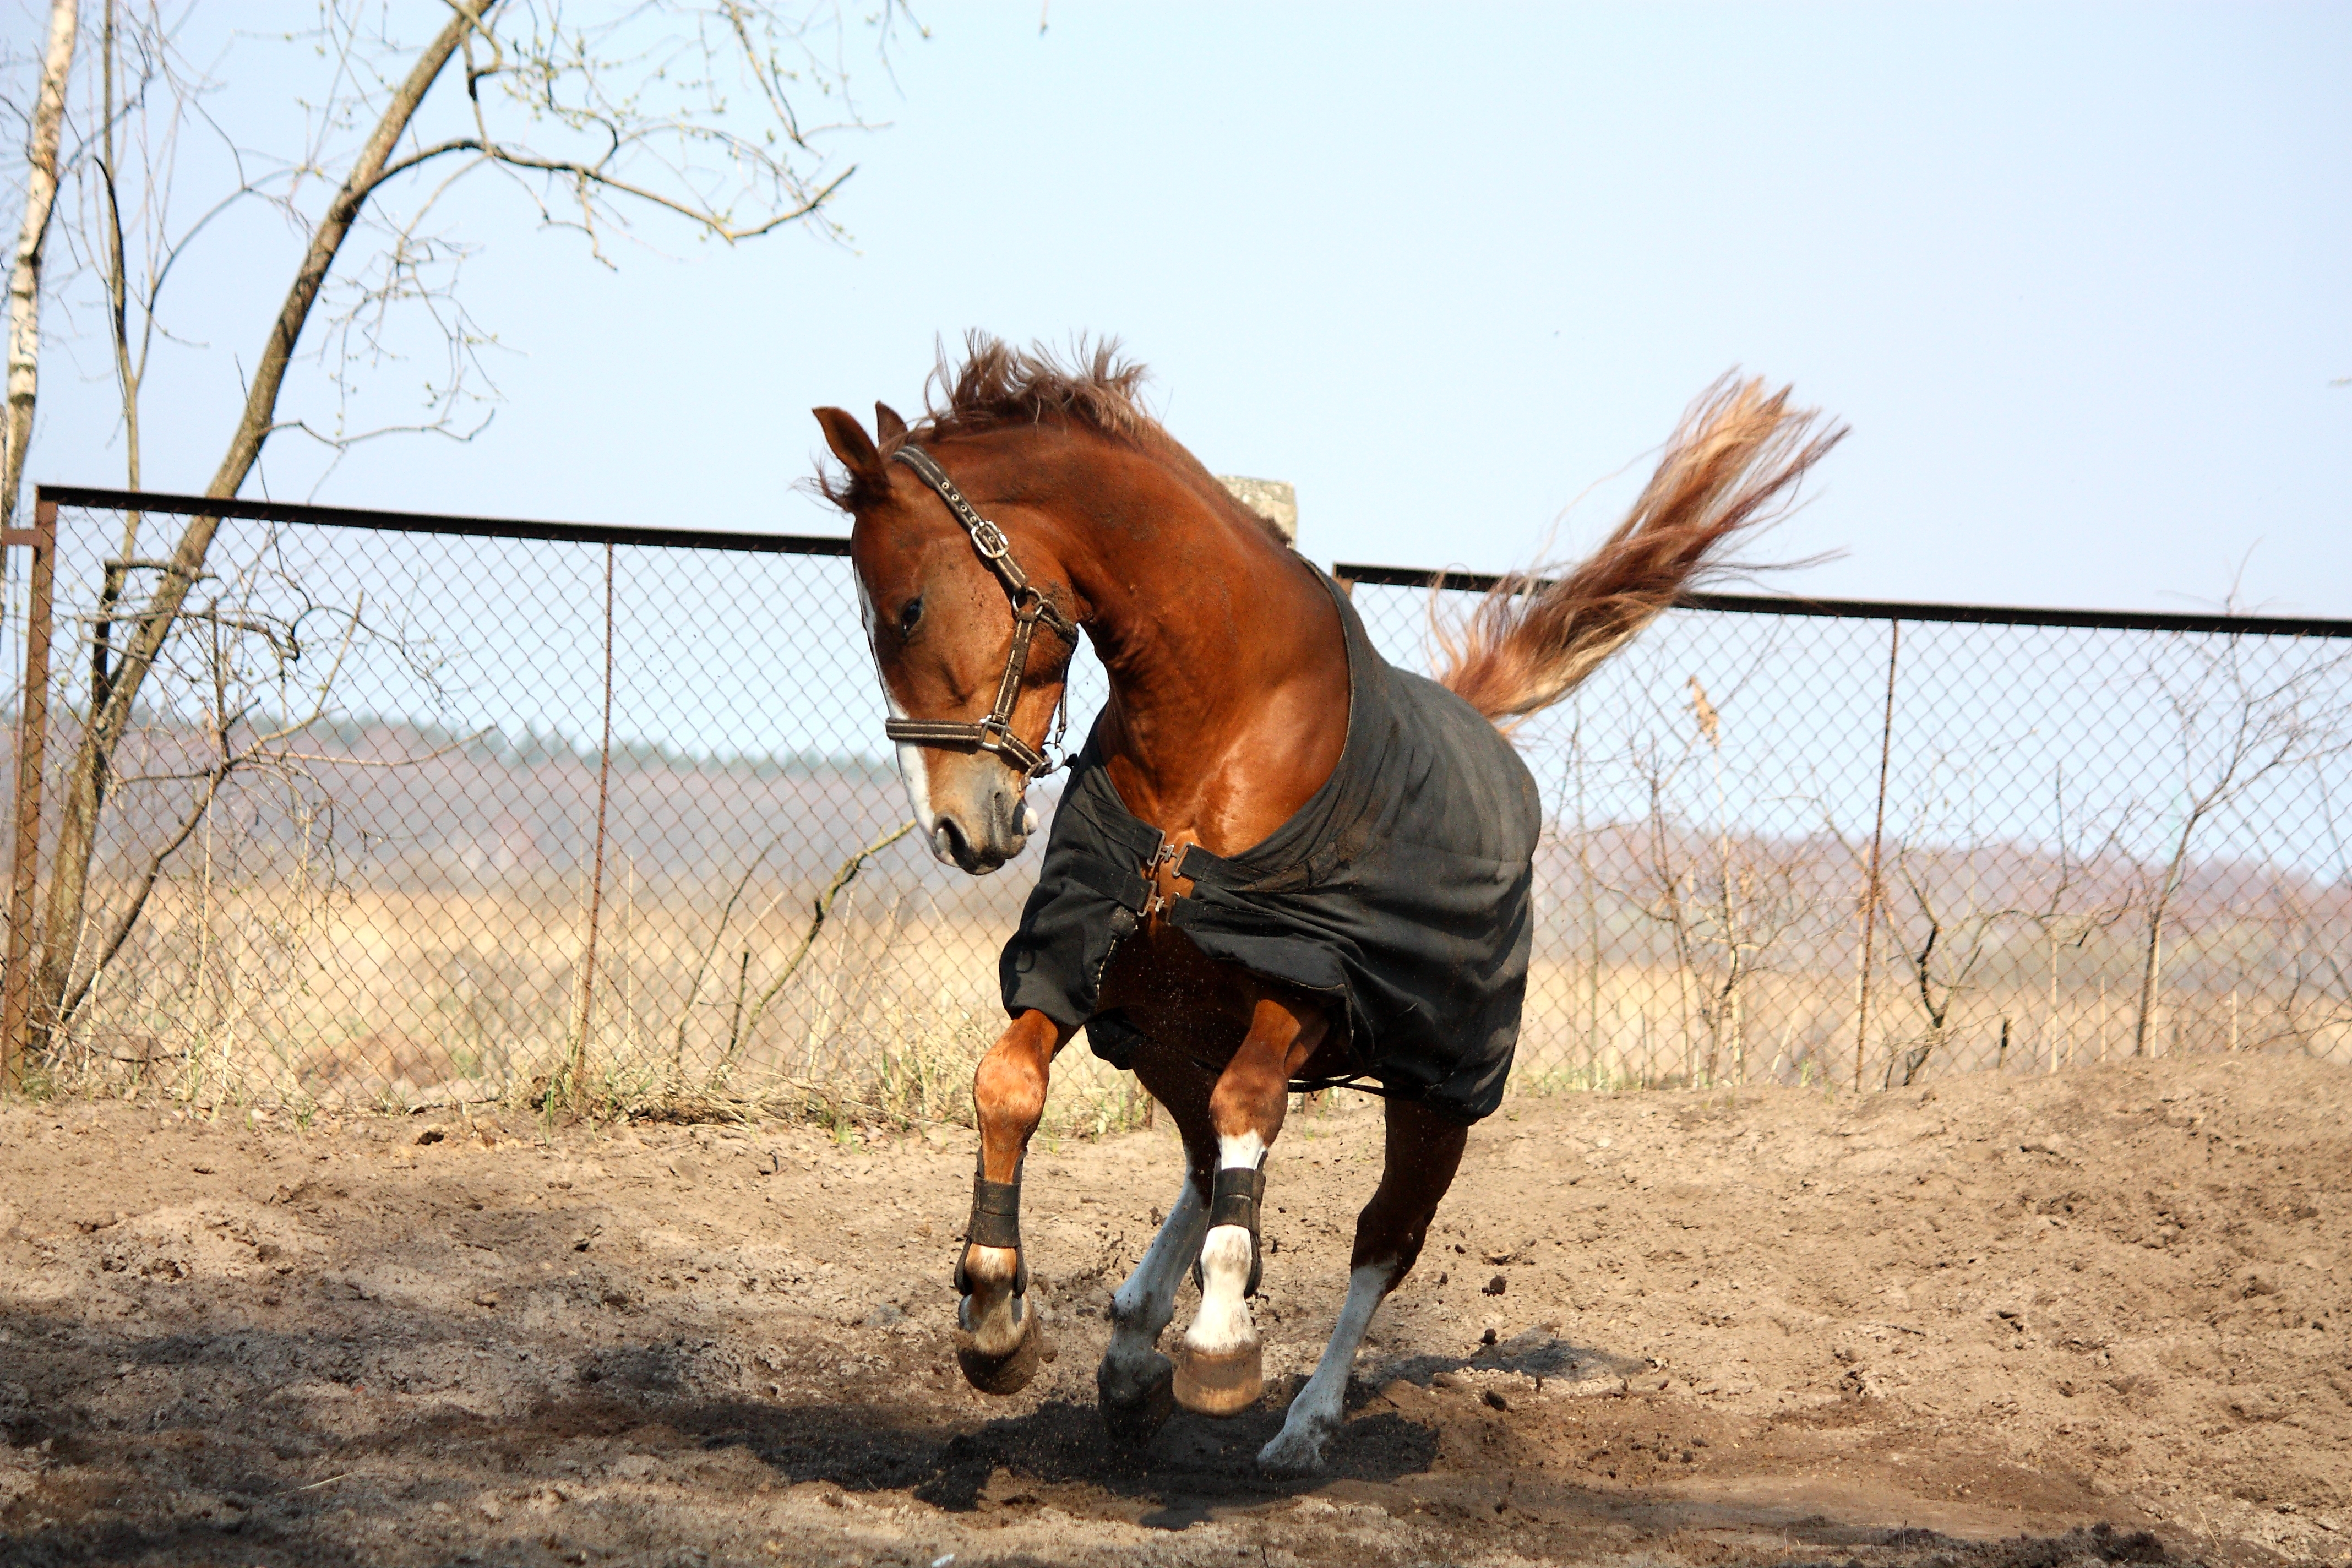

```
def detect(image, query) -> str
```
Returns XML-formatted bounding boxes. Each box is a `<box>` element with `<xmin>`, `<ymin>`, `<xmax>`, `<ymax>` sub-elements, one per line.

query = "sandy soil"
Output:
<box><xmin>0</xmin><ymin>1053</ymin><xmax>2344</xmax><ymax>1567</ymax></box>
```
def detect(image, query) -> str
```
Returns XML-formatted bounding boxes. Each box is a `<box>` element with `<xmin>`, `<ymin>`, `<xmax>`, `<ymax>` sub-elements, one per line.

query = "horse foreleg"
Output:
<box><xmin>956</xmin><ymin>1008</ymin><xmax>1070</xmax><ymax>1393</ymax></box>
<box><xmin>1259</xmin><ymin>1096</ymin><xmax>1467</xmax><ymax>1475</ymax></box>
<box><xmin>1175</xmin><ymin>994</ymin><xmax>1327</xmax><ymax>1417</ymax></box>
<box><xmin>1096</xmin><ymin>1173</ymin><xmax>1207</xmax><ymax>1441</ymax></box>
<box><xmin>1098</xmin><ymin>1057</ymin><xmax>1217</xmax><ymax>1444</ymax></box>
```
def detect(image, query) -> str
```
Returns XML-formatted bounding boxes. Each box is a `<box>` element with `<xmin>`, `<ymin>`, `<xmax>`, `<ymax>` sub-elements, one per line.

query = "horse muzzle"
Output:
<box><xmin>929</xmin><ymin>781</ymin><xmax>1040</xmax><ymax>875</ymax></box>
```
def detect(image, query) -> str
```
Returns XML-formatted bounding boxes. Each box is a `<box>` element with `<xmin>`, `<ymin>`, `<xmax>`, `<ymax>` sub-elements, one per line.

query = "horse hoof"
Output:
<box><xmin>1098</xmin><ymin>1352</ymin><xmax>1175</xmax><ymax>1446</ymax></box>
<box><xmin>1257</xmin><ymin>1420</ymin><xmax>1335</xmax><ymax>1477</ymax></box>
<box><xmin>1172</xmin><ymin>1341</ymin><xmax>1263</xmax><ymax>1417</ymax></box>
<box><xmin>953</xmin><ymin>1309</ymin><xmax>1048</xmax><ymax>1395</ymax></box>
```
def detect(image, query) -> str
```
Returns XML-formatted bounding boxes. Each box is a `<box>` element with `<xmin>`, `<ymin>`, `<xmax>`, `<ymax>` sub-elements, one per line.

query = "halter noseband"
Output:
<box><xmin>880</xmin><ymin>445</ymin><xmax>1078</xmax><ymax>779</ymax></box>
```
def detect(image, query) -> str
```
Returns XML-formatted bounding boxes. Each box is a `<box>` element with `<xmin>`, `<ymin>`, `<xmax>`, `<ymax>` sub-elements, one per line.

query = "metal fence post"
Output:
<box><xmin>568</xmin><ymin>541</ymin><xmax>618</xmax><ymax>1100</ymax></box>
<box><xmin>1853</xmin><ymin>619</ymin><xmax>1899</xmax><ymax>1093</ymax></box>
<box><xmin>3</xmin><ymin>496</ymin><xmax>58</xmax><ymax>1091</ymax></box>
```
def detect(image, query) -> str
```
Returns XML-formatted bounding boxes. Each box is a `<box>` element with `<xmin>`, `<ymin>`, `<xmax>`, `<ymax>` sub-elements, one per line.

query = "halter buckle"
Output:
<box><xmin>883</xmin><ymin>444</ymin><xmax>1074</xmax><ymax>784</ymax></box>
<box><xmin>984</xmin><ymin>729</ymin><xmax>1050</xmax><ymax>778</ymax></box>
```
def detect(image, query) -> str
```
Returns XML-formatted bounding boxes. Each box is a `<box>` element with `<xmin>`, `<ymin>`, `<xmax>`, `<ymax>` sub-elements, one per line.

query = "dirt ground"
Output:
<box><xmin>0</xmin><ymin>1053</ymin><xmax>2344</xmax><ymax>1568</ymax></box>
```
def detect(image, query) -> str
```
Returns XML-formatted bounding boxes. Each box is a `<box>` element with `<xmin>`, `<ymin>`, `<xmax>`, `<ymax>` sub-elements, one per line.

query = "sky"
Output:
<box><xmin>12</xmin><ymin>2</ymin><xmax>2351</xmax><ymax>617</ymax></box>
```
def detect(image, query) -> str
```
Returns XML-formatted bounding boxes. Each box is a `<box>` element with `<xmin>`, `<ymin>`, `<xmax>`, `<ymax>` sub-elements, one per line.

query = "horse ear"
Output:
<box><xmin>874</xmin><ymin>401</ymin><xmax>910</xmax><ymax>446</ymax></box>
<box><xmin>813</xmin><ymin>406</ymin><xmax>884</xmax><ymax>482</ymax></box>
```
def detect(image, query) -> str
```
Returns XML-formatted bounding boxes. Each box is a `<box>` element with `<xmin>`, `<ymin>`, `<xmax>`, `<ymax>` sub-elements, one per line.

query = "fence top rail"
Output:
<box><xmin>21</xmin><ymin>494</ymin><xmax>2344</xmax><ymax>639</ymax></box>
<box><xmin>1331</xmin><ymin>562</ymin><xmax>2352</xmax><ymax>640</ymax></box>
<box><xmin>34</xmin><ymin>484</ymin><xmax>852</xmax><ymax>558</ymax></box>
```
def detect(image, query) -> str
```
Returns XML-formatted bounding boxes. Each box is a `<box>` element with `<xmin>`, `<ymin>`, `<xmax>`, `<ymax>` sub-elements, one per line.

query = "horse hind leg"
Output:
<box><xmin>1259</xmin><ymin>1096</ymin><xmax>1468</xmax><ymax>1476</ymax></box>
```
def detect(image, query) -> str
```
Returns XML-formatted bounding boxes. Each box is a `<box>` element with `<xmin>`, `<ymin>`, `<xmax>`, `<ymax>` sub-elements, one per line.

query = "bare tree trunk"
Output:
<box><xmin>1646</xmin><ymin>774</ymin><xmax>1701</xmax><ymax>1085</ymax></box>
<box><xmin>2134</xmin><ymin>810</ymin><xmax>2203</xmax><ymax>1057</ymax></box>
<box><xmin>32</xmin><ymin>2</ymin><xmax>488</xmax><ymax>1045</ymax></box>
<box><xmin>2133</xmin><ymin>870</ymin><xmax>2176</xmax><ymax>1057</ymax></box>
<box><xmin>1</xmin><ymin>0</ymin><xmax>79</xmax><ymax>534</ymax></box>
<box><xmin>92</xmin><ymin>0</ymin><xmax>145</xmax><ymax>725</ymax></box>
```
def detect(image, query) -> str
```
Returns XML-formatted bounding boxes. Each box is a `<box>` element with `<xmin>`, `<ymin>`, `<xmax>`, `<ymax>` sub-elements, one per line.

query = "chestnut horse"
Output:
<box><xmin>814</xmin><ymin>340</ymin><xmax>1839</xmax><ymax>1474</ymax></box>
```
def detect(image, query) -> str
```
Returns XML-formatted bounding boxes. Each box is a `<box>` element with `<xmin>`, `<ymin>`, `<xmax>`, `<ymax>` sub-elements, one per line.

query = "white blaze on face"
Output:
<box><xmin>857</xmin><ymin>572</ymin><xmax>949</xmax><ymax>864</ymax></box>
<box><xmin>890</xmin><ymin>701</ymin><xmax>948</xmax><ymax>865</ymax></box>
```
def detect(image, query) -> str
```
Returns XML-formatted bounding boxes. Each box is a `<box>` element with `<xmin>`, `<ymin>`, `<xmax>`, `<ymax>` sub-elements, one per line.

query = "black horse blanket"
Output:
<box><xmin>999</xmin><ymin>574</ymin><xmax>1540</xmax><ymax>1124</ymax></box>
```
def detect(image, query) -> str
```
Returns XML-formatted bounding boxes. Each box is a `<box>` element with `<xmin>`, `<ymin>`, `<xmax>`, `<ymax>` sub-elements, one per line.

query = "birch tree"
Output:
<box><xmin>22</xmin><ymin>0</ymin><xmax>906</xmax><ymax>1049</ymax></box>
<box><xmin>1</xmin><ymin>0</ymin><xmax>76</xmax><ymax>533</ymax></box>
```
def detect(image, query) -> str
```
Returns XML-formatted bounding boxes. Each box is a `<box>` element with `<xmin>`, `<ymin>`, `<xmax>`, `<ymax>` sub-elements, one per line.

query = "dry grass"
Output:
<box><xmin>30</xmin><ymin>863</ymin><xmax>2345</xmax><ymax>1135</ymax></box>
<box><xmin>39</xmin><ymin>876</ymin><xmax>1155</xmax><ymax>1136</ymax></box>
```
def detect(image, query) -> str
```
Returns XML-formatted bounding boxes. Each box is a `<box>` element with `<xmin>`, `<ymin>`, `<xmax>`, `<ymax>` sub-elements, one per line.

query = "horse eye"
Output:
<box><xmin>897</xmin><ymin>596</ymin><xmax>924</xmax><ymax>638</ymax></box>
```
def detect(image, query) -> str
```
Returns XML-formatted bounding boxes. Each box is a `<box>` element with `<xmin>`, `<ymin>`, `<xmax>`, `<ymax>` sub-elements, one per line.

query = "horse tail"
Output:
<box><xmin>1436</xmin><ymin>374</ymin><xmax>1845</xmax><ymax>726</ymax></box>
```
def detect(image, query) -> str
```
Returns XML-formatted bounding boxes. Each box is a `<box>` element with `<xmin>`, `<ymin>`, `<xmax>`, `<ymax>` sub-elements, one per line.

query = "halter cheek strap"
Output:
<box><xmin>883</xmin><ymin>445</ymin><xmax>1079</xmax><ymax>780</ymax></box>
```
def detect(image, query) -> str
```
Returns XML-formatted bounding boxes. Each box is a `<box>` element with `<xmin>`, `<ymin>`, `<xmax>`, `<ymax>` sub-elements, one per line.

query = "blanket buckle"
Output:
<box><xmin>1142</xmin><ymin>839</ymin><xmax>1182</xmax><ymax>919</ymax></box>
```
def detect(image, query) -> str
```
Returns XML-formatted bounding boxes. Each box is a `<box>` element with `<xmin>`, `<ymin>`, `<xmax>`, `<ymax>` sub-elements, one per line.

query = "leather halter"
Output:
<box><xmin>880</xmin><ymin>445</ymin><xmax>1079</xmax><ymax>779</ymax></box>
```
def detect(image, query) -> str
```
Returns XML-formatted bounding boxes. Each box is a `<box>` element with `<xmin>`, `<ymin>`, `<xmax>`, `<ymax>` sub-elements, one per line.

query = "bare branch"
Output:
<box><xmin>726</xmin><ymin>820</ymin><xmax>917</xmax><ymax>1070</ymax></box>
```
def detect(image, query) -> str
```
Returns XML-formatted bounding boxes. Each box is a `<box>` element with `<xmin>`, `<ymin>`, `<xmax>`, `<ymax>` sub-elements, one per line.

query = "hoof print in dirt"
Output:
<box><xmin>953</xmin><ymin>1313</ymin><xmax>1048</xmax><ymax>1395</ymax></box>
<box><xmin>1172</xmin><ymin>1341</ymin><xmax>1263</xmax><ymax>1417</ymax></box>
<box><xmin>2088</xmin><ymin>1523</ymin><xmax>2170</xmax><ymax>1564</ymax></box>
<box><xmin>1098</xmin><ymin>1351</ymin><xmax>1177</xmax><ymax>1446</ymax></box>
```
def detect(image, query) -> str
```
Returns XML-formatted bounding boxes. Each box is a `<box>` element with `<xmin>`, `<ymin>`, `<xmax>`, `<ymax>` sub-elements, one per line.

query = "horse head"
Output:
<box><xmin>814</xmin><ymin>401</ymin><xmax>1077</xmax><ymax>875</ymax></box>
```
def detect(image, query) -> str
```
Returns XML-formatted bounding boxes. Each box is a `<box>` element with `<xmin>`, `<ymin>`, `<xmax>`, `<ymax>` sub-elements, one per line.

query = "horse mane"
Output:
<box><xmin>901</xmin><ymin>333</ymin><xmax>1157</xmax><ymax>449</ymax></box>
<box><xmin>820</xmin><ymin>333</ymin><xmax>1289</xmax><ymax>546</ymax></box>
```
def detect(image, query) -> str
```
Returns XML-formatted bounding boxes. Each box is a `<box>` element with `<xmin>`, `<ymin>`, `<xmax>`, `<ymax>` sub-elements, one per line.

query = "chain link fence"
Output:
<box><xmin>1344</xmin><ymin>568</ymin><xmax>2352</xmax><ymax>1091</ymax></box>
<box><xmin>4</xmin><ymin>489</ymin><xmax>2348</xmax><ymax>1121</ymax></box>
